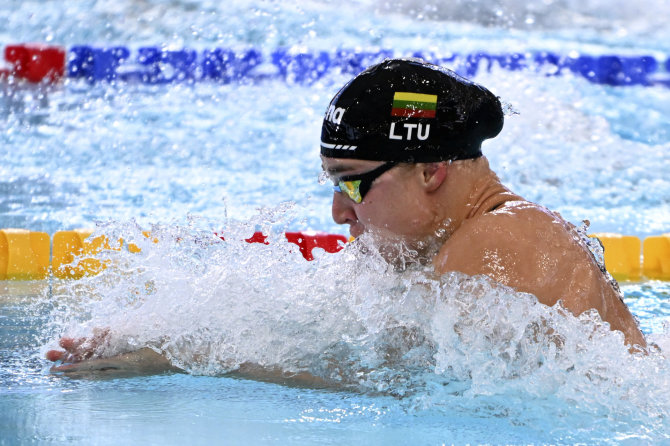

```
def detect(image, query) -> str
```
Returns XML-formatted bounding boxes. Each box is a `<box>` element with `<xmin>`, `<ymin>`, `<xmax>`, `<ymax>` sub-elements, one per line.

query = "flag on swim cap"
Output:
<box><xmin>320</xmin><ymin>58</ymin><xmax>504</xmax><ymax>162</ymax></box>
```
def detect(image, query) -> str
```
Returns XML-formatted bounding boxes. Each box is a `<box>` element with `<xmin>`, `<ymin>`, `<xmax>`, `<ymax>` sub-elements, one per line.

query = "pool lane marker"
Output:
<box><xmin>0</xmin><ymin>229</ymin><xmax>50</xmax><ymax>280</ymax></box>
<box><xmin>0</xmin><ymin>229</ymin><xmax>669</xmax><ymax>281</ymax></box>
<box><xmin>1</xmin><ymin>43</ymin><xmax>668</xmax><ymax>87</ymax></box>
<box><xmin>0</xmin><ymin>44</ymin><xmax>66</xmax><ymax>83</ymax></box>
<box><xmin>642</xmin><ymin>235</ymin><xmax>670</xmax><ymax>281</ymax></box>
<box><xmin>0</xmin><ymin>229</ymin><xmax>348</xmax><ymax>280</ymax></box>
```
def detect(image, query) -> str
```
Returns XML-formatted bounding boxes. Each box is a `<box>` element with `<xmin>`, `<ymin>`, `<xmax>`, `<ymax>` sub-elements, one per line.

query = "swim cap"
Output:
<box><xmin>320</xmin><ymin>58</ymin><xmax>504</xmax><ymax>162</ymax></box>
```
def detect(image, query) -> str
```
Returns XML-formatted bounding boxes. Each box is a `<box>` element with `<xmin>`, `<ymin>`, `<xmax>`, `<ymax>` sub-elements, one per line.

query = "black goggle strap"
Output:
<box><xmin>339</xmin><ymin>161</ymin><xmax>399</xmax><ymax>201</ymax></box>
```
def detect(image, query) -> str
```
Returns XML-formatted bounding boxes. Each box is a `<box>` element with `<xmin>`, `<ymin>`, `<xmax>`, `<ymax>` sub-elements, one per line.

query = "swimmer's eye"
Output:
<box><xmin>333</xmin><ymin>180</ymin><xmax>363</xmax><ymax>203</ymax></box>
<box><xmin>331</xmin><ymin>162</ymin><xmax>398</xmax><ymax>204</ymax></box>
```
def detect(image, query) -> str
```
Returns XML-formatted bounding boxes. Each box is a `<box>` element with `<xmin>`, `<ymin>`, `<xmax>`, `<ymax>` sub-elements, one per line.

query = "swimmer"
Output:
<box><xmin>320</xmin><ymin>58</ymin><xmax>644</xmax><ymax>348</ymax></box>
<box><xmin>46</xmin><ymin>58</ymin><xmax>646</xmax><ymax>376</ymax></box>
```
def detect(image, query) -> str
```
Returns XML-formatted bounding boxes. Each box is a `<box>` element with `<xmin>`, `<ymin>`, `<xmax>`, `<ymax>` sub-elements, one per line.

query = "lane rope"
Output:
<box><xmin>1</xmin><ymin>43</ymin><xmax>669</xmax><ymax>87</ymax></box>
<box><xmin>0</xmin><ymin>229</ymin><xmax>347</xmax><ymax>280</ymax></box>
<box><xmin>0</xmin><ymin>228</ymin><xmax>668</xmax><ymax>281</ymax></box>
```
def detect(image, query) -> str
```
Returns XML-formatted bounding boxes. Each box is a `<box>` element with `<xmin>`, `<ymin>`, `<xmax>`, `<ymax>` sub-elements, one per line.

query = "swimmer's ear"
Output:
<box><xmin>421</xmin><ymin>162</ymin><xmax>448</xmax><ymax>193</ymax></box>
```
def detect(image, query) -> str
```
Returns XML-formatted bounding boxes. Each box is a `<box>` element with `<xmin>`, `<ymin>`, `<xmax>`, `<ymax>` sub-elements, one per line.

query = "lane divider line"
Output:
<box><xmin>51</xmin><ymin>229</ymin><xmax>121</xmax><ymax>279</ymax></box>
<box><xmin>0</xmin><ymin>229</ymin><xmax>668</xmax><ymax>281</ymax></box>
<box><xmin>1</xmin><ymin>43</ymin><xmax>668</xmax><ymax>87</ymax></box>
<box><xmin>0</xmin><ymin>229</ymin><xmax>348</xmax><ymax>280</ymax></box>
<box><xmin>587</xmin><ymin>233</ymin><xmax>670</xmax><ymax>282</ymax></box>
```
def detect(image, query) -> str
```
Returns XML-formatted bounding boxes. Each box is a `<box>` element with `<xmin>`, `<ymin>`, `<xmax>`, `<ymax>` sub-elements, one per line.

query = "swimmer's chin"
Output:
<box><xmin>348</xmin><ymin>224</ymin><xmax>365</xmax><ymax>239</ymax></box>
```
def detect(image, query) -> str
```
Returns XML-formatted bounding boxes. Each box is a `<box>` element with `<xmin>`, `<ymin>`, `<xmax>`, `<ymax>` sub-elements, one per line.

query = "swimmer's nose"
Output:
<box><xmin>331</xmin><ymin>191</ymin><xmax>357</xmax><ymax>226</ymax></box>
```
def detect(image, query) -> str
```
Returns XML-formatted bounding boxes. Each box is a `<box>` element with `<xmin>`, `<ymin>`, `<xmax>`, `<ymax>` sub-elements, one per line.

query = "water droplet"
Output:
<box><xmin>501</xmin><ymin>101</ymin><xmax>520</xmax><ymax>116</ymax></box>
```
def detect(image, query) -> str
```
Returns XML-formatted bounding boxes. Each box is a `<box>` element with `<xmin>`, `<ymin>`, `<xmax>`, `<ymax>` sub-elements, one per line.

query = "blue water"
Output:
<box><xmin>2</xmin><ymin>0</ymin><xmax>670</xmax><ymax>444</ymax></box>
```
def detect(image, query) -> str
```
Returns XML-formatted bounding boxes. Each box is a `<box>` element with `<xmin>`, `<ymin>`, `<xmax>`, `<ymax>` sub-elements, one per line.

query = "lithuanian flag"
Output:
<box><xmin>391</xmin><ymin>92</ymin><xmax>437</xmax><ymax>118</ymax></box>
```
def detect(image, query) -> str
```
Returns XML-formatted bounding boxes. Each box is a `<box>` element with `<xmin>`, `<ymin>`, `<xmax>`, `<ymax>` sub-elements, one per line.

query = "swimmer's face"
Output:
<box><xmin>321</xmin><ymin>156</ymin><xmax>437</xmax><ymax>246</ymax></box>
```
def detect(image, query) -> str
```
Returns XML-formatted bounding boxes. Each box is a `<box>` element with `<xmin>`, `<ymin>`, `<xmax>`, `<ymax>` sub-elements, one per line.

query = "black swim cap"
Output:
<box><xmin>320</xmin><ymin>58</ymin><xmax>504</xmax><ymax>162</ymax></box>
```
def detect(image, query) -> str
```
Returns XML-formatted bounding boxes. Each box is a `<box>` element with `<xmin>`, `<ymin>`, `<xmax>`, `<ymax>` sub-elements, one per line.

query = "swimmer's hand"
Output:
<box><xmin>46</xmin><ymin>327</ymin><xmax>111</xmax><ymax>363</ymax></box>
<box><xmin>47</xmin><ymin>336</ymin><xmax>334</xmax><ymax>386</ymax></box>
<box><xmin>46</xmin><ymin>329</ymin><xmax>181</xmax><ymax>377</ymax></box>
<box><xmin>49</xmin><ymin>348</ymin><xmax>181</xmax><ymax>377</ymax></box>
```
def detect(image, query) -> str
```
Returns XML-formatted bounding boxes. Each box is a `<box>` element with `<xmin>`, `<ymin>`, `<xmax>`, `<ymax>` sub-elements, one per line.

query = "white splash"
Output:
<box><xmin>42</xmin><ymin>211</ymin><xmax>670</xmax><ymax>440</ymax></box>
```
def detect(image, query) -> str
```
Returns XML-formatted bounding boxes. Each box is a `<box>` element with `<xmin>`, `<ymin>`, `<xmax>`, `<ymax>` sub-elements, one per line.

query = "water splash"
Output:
<box><xmin>39</xmin><ymin>210</ymin><xmax>670</xmax><ymax>440</ymax></box>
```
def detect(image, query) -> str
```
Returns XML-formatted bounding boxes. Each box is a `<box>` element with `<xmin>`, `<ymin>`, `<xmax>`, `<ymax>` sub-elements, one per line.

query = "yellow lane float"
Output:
<box><xmin>590</xmin><ymin>233</ymin><xmax>642</xmax><ymax>281</ymax></box>
<box><xmin>0</xmin><ymin>229</ymin><xmax>50</xmax><ymax>280</ymax></box>
<box><xmin>643</xmin><ymin>234</ymin><xmax>670</xmax><ymax>281</ymax></box>
<box><xmin>52</xmin><ymin>229</ymin><xmax>121</xmax><ymax>279</ymax></box>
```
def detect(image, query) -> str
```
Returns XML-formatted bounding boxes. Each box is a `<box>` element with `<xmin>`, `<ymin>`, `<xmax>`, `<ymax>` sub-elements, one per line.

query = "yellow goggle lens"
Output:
<box><xmin>338</xmin><ymin>180</ymin><xmax>362</xmax><ymax>203</ymax></box>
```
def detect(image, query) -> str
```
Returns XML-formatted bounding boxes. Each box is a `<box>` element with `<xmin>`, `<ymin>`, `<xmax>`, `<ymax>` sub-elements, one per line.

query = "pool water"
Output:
<box><xmin>2</xmin><ymin>0</ymin><xmax>670</xmax><ymax>444</ymax></box>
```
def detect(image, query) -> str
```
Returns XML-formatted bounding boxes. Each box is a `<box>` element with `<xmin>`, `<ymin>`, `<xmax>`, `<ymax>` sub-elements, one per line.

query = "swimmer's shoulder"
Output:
<box><xmin>485</xmin><ymin>199</ymin><xmax>561</xmax><ymax>221</ymax></box>
<box><xmin>451</xmin><ymin>199</ymin><xmax>569</xmax><ymax>247</ymax></box>
<box><xmin>434</xmin><ymin>200</ymin><xmax>647</xmax><ymax>347</ymax></box>
<box><xmin>433</xmin><ymin>199</ymin><xmax>578</xmax><ymax>285</ymax></box>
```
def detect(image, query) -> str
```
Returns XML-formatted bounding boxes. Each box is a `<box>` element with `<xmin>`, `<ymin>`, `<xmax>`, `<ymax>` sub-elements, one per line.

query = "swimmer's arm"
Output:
<box><xmin>49</xmin><ymin>347</ymin><xmax>335</xmax><ymax>387</ymax></box>
<box><xmin>232</xmin><ymin>363</ymin><xmax>336</xmax><ymax>389</ymax></box>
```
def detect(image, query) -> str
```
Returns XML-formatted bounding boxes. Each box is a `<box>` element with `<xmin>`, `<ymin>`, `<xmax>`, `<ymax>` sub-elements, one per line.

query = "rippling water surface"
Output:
<box><xmin>2</xmin><ymin>0</ymin><xmax>670</xmax><ymax>444</ymax></box>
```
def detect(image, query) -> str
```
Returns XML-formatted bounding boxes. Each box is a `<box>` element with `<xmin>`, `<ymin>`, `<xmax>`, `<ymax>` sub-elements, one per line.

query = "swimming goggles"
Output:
<box><xmin>332</xmin><ymin>162</ymin><xmax>398</xmax><ymax>203</ymax></box>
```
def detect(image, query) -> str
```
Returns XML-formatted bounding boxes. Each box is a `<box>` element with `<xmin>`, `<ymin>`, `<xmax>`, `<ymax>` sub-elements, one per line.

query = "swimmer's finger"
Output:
<box><xmin>59</xmin><ymin>336</ymin><xmax>86</xmax><ymax>352</ymax></box>
<box><xmin>56</xmin><ymin>339</ymin><xmax>88</xmax><ymax>362</ymax></box>
<box><xmin>50</xmin><ymin>362</ymin><xmax>96</xmax><ymax>373</ymax></box>
<box><xmin>45</xmin><ymin>349</ymin><xmax>65</xmax><ymax>362</ymax></box>
<box><xmin>57</xmin><ymin>328</ymin><xmax>111</xmax><ymax>360</ymax></box>
<box><xmin>50</xmin><ymin>362</ymin><xmax>82</xmax><ymax>372</ymax></box>
<box><xmin>91</xmin><ymin>327</ymin><xmax>110</xmax><ymax>339</ymax></box>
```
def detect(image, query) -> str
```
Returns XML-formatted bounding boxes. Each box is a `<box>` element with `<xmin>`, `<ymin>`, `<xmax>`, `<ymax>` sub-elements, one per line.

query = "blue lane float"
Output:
<box><xmin>1</xmin><ymin>43</ymin><xmax>669</xmax><ymax>87</ymax></box>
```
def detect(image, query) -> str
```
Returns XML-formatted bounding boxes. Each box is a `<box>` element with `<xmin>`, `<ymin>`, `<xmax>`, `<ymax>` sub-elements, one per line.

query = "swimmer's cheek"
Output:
<box><xmin>50</xmin><ymin>347</ymin><xmax>182</xmax><ymax>377</ymax></box>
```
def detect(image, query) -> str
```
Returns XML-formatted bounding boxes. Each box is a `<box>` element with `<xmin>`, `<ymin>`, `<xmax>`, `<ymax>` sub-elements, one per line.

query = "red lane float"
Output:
<box><xmin>227</xmin><ymin>231</ymin><xmax>348</xmax><ymax>261</ymax></box>
<box><xmin>2</xmin><ymin>44</ymin><xmax>66</xmax><ymax>83</ymax></box>
<box><xmin>284</xmin><ymin>232</ymin><xmax>347</xmax><ymax>261</ymax></box>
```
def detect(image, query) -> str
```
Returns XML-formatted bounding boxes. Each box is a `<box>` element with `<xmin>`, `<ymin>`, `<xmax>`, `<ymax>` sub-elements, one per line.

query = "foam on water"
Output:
<box><xmin>37</xmin><ymin>210</ymin><xmax>670</xmax><ymax>441</ymax></box>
